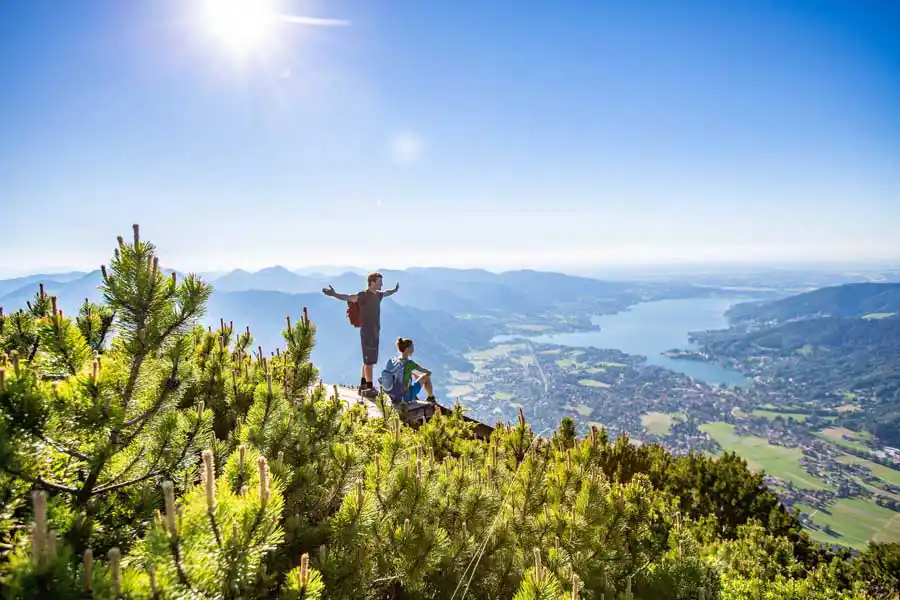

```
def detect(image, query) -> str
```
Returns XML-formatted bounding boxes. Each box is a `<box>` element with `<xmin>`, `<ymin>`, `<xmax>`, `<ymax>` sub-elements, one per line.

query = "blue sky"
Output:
<box><xmin>1</xmin><ymin>0</ymin><xmax>898</xmax><ymax>276</ymax></box>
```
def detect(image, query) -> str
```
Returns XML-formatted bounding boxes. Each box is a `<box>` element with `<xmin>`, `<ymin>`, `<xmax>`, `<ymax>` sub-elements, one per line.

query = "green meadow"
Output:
<box><xmin>699</xmin><ymin>422</ymin><xmax>830</xmax><ymax>490</ymax></box>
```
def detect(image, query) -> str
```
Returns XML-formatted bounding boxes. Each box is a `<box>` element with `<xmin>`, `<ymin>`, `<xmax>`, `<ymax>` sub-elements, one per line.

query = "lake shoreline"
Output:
<box><xmin>491</xmin><ymin>297</ymin><xmax>752</xmax><ymax>387</ymax></box>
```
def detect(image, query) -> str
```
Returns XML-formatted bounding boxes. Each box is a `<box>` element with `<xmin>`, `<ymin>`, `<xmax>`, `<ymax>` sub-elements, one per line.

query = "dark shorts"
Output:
<box><xmin>361</xmin><ymin>332</ymin><xmax>379</xmax><ymax>365</ymax></box>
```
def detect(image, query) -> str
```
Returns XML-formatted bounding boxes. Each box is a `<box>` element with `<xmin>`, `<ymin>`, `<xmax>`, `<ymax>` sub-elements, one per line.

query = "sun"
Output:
<box><xmin>201</xmin><ymin>0</ymin><xmax>277</xmax><ymax>54</ymax></box>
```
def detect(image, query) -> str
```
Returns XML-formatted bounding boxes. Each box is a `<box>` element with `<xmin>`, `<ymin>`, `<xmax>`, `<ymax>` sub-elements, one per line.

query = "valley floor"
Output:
<box><xmin>442</xmin><ymin>338</ymin><xmax>900</xmax><ymax>551</ymax></box>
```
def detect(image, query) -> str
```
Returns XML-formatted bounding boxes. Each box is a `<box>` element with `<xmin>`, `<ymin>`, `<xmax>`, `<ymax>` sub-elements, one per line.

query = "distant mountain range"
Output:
<box><xmin>0</xmin><ymin>269</ymin><xmax>182</xmax><ymax>317</ymax></box>
<box><xmin>727</xmin><ymin>282</ymin><xmax>900</xmax><ymax>324</ymax></box>
<box><xmin>0</xmin><ymin>270</ymin><xmax>107</xmax><ymax>314</ymax></box>
<box><xmin>208</xmin><ymin>265</ymin><xmax>681</xmax><ymax>315</ymax></box>
<box><xmin>0</xmin><ymin>271</ymin><xmax>88</xmax><ymax>299</ymax></box>
<box><xmin>0</xmin><ymin>265</ymin><xmax>741</xmax><ymax>387</ymax></box>
<box><xmin>205</xmin><ymin>291</ymin><xmax>495</xmax><ymax>386</ymax></box>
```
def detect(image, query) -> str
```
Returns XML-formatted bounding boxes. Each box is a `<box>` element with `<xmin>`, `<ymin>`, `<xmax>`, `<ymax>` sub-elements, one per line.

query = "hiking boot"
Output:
<box><xmin>426</xmin><ymin>395</ymin><xmax>436</xmax><ymax>404</ymax></box>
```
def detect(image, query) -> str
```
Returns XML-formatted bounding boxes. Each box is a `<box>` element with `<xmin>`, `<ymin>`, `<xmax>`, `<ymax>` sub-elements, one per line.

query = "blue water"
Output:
<box><xmin>503</xmin><ymin>298</ymin><xmax>748</xmax><ymax>387</ymax></box>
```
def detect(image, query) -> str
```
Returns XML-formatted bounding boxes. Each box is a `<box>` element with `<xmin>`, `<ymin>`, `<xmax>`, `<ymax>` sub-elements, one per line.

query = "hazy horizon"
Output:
<box><xmin>1</xmin><ymin>252</ymin><xmax>898</xmax><ymax>281</ymax></box>
<box><xmin>2</xmin><ymin>1</ymin><xmax>898</xmax><ymax>273</ymax></box>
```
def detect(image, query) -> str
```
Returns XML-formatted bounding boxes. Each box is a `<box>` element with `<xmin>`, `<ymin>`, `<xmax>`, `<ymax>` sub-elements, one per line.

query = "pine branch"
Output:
<box><xmin>93</xmin><ymin>447</ymin><xmax>146</xmax><ymax>492</ymax></box>
<box><xmin>208</xmin><ymin>508</ymin><xmax>223</xmax><ymax>550</ymax></box>
<box><xmin>127</xmin><ymin>249</ymin><xmax>159</xmax><ymax>367</ymax></box>
<box><xmin>121</xmin><ymin>369</ymin><xmax>179</xmax><ymax>431</ymax></box>
<box><xmin>174</xmin><ymin>413</ymin><xmax>203</xmax><ymax>468</ymax></box>
<box><xmin>120</xmin><ymin>354</ymin><xmax>147</xmax><ymax>415</ymax></box>
<box><xmin>79</xmin><ymin>301</ymin><xmax>94</xmax><ymax>348</ymax></box>
<box><xmin>95</xmin><ymin>402</ymin><xmax>200</xmax><ymax>497</ymax></box>
<box><xmin>36</xmin><ymin>433</ymin><xmax>90</xmax><ymax>462</ymax></box>
<box><xmin>116</xmin><ymin>283</ymin><xmax>204</xmax><ymax>422</ymax></box>
<box><xmin>242</xmin><ymin>459</ymin><xmax>274</xmax><ymax>557</ymax></box>
<box><xmin>76</xmin><ymin>369</ymin><xmax>153</xmax><ymax>504</ymax></box>
<box><xmin>78</xmin><ymin>369</ymin><xmax>185</xmax><ymax>504</ymax></box>
<box><xmin>95</xmin><ymin>311</ymin><xmax>115</xmax><ymax>351</ymax></box>
<box><xmin>93</xmin><ymin>468</ymin><xmax>160</xmax><ymax>495</ymax></box>
<box><xmin>50</xmin><ymin>316</ymin><xmax>78</xmax><ymax>376</ymax></box>
<box><xmin>156</xmin><ymin>308</ymin><xmax>199</xmax><ymax>350</ymax></box>
<box><xmin>307</xmin><ymin>457</ymin><xmax>354</xmax><ymax>516</ymax></box>
<box><xmin>0</xmin><ymin>465</ymin><xmax>78</xmax><ymax>495</ymax></box>
<box><xmin>169</xmin><ymin>537</ymin><xmax>194</xmax><ymax>590</ymax></box>
<box><xmin>116</xmin><ymin>263</ymin><xmax>170</xmax><ymax>412</ymax></box>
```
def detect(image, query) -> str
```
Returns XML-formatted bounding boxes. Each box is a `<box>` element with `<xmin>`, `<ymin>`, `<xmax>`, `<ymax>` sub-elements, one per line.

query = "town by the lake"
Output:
<box><xmin>442</xmin><ymin>299</ymin><xmax>900</xmax><ymax>552</ymax></box>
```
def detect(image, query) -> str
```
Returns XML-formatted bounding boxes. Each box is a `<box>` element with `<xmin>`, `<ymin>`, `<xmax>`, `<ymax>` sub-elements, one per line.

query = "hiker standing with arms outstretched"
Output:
<box><xmin>323</xmin><ymin>272</ymin><xmax>399</xmax><ymax>397</ymax></box>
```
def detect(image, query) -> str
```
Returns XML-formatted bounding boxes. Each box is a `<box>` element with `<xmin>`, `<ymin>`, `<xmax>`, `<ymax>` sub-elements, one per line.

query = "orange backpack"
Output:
<box><xmin>346</xmin><ymin>293</ymin><xmax>365</xmax><ymax>328</ymax></box>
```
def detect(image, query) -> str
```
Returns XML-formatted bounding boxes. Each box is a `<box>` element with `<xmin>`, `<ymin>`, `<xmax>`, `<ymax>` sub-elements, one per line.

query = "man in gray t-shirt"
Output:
<box><xmin>323</xmin><ymin>272</ymin><xmax>399</xmax><ymax>395</ymax></box>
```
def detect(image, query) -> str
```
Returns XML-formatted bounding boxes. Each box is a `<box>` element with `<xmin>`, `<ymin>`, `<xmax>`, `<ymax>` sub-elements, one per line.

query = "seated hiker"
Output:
<box><xmin>379</xmin><ymin>337</ymin><xmax>436</xmax><ymax>404</ymax></box>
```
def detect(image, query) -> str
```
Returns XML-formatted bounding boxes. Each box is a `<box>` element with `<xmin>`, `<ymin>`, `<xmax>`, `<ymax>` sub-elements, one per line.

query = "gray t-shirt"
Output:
<box><xmin>358</xmin><ymin>290</ymin><xmax>383</xmax><ymax>341</ymax></box>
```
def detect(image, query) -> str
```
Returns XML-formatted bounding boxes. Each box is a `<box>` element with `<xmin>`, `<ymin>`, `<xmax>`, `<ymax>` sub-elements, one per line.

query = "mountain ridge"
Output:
<box><xmin>727</xmin><ymin>282</ymin><xmax>900</xmax><ymax>324</ymax></box>
<box><xmin>0</xmin><ymin>266</ymin><xmax>755</xmax><ymax>391</ymax></box>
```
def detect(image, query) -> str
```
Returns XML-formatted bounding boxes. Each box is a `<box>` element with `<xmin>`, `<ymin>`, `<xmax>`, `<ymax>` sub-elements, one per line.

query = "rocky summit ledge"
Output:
<box><xmin>329</xmin><ymin>384</ymin><xmax>494</xmax><ymax>440</ymax></box>
<box><xmin>331</xmin><ymin>384</ymin><xmax>384</xmax><ymax>418</ymax></box>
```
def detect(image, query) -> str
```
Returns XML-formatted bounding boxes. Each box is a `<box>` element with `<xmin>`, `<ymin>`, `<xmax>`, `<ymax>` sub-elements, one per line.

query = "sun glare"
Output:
<box><xmin>202</xmin><ymin>0</ymin><xmax>276</xmax><ymax>54</ymax></box>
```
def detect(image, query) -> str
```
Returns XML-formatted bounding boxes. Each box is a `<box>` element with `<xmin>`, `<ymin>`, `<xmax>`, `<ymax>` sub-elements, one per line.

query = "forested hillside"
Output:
<box><xmin>695</xmin><ymin>317</ymin><xmax>900</xmax><ymax>397</ymax></box>
<box><xmin>693</xmin><ymin>286</ymin><xmax>900</xmax><ymax>447</ymax></box>
<box><xmin>1</xmin><ymin>228</ymin><xmax>898</xmax><ymax>599</ymax></box>
<box><xmin>727</xmin><ymin>283</ymin><xmax>900</xmax><ymax>325</ymax></box>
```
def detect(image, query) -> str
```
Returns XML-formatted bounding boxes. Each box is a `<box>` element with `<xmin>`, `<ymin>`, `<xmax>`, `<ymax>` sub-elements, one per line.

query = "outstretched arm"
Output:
<box><xmin>322</xmin><ymin>285</ymin><xmax>359</xmax><ymax>302</ymax></box>
<box><xmin>381</xmin><ymin>282</ymin><xmax>400</xmax><ymax>297</ymax></box>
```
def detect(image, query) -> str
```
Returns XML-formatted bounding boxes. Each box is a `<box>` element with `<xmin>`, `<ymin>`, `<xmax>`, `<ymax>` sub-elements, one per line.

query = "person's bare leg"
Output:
<box><xmin>358</xmin><ymin>364</ymin><xmax>367</xmax><ymax>393</ymax></box>
<box><xmin>421</xmin><ymin>374</ymin><xmax>434</xmax><ymax>397</ymax></box>
<box><xmin>364</xmin><ymin>364</ymin><xmax>374</xmax><ymax>384</ymax></box>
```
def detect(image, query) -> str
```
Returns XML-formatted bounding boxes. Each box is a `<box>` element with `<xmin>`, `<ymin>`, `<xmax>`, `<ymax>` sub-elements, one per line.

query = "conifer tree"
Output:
<box><xmin>0</xmin><ymin>225</ymin><xmax>217</xmax><ymax>556</ymax></box>
<box><xmin>0</xmin><ymin>225</ymin><xmax>333</xmax><ymax>598</ymax></box>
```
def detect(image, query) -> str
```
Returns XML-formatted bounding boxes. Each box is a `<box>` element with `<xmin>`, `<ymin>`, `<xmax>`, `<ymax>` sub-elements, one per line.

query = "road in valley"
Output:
<box><xmin>525</xmin><ymin>341</ymin><xmax>549</xmax><ymax>395</ymax></box>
